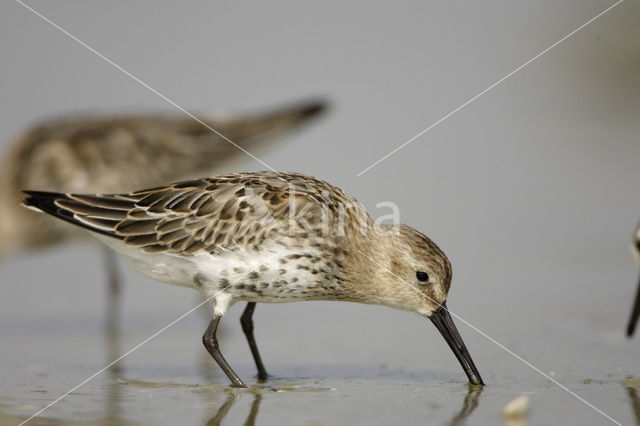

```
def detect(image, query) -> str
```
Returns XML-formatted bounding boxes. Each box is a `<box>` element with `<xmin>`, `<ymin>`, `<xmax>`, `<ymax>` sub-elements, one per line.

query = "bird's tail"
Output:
<box><xmin>190</xmin><ymin>98</ymin><xmax>328</xmax><ymax>154</ymax></box>
<box><xmin>22</xmin><ymin>191</ymin><xmax>127</xmax><ymax>239</ymax></box>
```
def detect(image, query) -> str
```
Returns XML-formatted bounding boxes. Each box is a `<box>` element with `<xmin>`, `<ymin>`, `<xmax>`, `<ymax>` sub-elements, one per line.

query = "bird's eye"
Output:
<box><xmin>416</xmin><ymin>271</ymin><xmax>429</xmax><ymax>282</ymax></box>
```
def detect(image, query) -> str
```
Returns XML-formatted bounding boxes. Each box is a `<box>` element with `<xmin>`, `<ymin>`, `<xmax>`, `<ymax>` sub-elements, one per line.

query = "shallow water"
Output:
<box><xmin>1</xmin><ymin>254</ymin><xmax>639</xmax><ymax>426</ymax></box>
<box><xmin>2</xmin><ymin>351</ymin><xmax>639</xmax><ymax>426</ymax></box>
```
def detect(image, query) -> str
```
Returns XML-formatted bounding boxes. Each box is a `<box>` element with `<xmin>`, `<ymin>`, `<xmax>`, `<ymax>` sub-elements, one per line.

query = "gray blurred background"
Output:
<box><xmin>1</xmin><ymin>1</ymin><xmax>639</xmax><ymax>425</ymax></box>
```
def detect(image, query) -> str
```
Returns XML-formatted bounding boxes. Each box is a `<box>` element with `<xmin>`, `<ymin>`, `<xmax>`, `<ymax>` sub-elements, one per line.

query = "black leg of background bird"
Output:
<box><xmin>240</xmin><ymin>302</ymin><xmax>268</xmax><ymax>381</ymax></box>
<box><xmin>203</xmin><ymin>315</ymin><xmax>247</xmax><ymax>387</ymax></box>
<box><xmin>103</xmin><ymin>247</ymin><xmax>121</xmax><ymax>334</ymax></box>
<box><xmin>102</xmin><ymin>248</ymin><xmax>122</xmax><ymax>374</ymax></box>
<box><xmin>626</xmin><ymin>275</ymin><xmax>640</xmax><ymax>337</ymax></box>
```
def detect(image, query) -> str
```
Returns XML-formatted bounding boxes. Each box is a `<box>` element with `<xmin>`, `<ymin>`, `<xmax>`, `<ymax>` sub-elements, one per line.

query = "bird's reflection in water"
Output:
<box><xmin>448</xmin><ymin>386</ymin><xmax>483</xmax><ymax>426</ymax></box>
<box><xmin>627</xmin><ymin>387</ymin><xmax>640</xmax><ymax>425</ymax></box>
<box><xmin>206</xmin><ymin>391</ymin><xmax>262</xmax><ymax>426</ymax></box>
<box><xmin>104</xmin><ymin>361</ymin><xmax>123</xmax><ymax>423</ymax></box>
<box><xmin>201</xmin><ymin>380</ymin><xmax>481</xmax><ymax>426</ymax></box>
<box><xmin>105</xmin><ymin>277</ymin><xmax>124</xmax><ymax>423</ymax></box>
<box><xmin>622</xmin><ymin>377</ymin><xmax>640</xmax><ymax>426</ymax></box>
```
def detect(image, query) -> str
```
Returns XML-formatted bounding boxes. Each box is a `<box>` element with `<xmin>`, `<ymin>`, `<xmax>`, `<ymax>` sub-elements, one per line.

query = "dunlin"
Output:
<box><xmin>0</xmin><ymin>100</ymin><xmax>325</xmax><ymax>259</ymax></box>
<box><xmin>23</xmin><ymin>171</ymin><xmax>484</xmax><ymax>387</ymax></box>
<box><xmin>1</xmin><ymin>99</ymin><xmax>325</xmax><ymax>328</ymax></box>
<box><xmin>627</xmin><ymin>222</ymin><xmax>640</xmax><ymax>337</ymax></box>
<box><xmin>1</xmin><ymin>99</ymin><xmax>325</xmax><ymax>346</ymax></box>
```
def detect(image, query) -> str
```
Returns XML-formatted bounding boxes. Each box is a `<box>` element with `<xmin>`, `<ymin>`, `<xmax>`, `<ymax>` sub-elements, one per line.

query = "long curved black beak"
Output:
<box><xmin>627</xmin><ymin>275</ymin><xmax>640</xmax><ymax>337</ymax></box>
<box><xmin>430</xmin><ymin>302</ymin><xmax>484</xmax><ymax>385</ymax></box>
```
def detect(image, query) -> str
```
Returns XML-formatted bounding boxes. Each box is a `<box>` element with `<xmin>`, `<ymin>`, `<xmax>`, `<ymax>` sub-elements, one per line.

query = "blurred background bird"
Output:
<box><xmin>0</xmin><ymin>98</ymin><xmax>327</xmax><ymax>326</ymax></box>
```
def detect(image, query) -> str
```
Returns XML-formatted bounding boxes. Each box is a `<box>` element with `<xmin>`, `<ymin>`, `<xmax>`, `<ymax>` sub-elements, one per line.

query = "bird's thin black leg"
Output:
<box><xmin>627</xmin><ymin>275</ymin><xmax>640</xmax><ymax>337</ymax></box>
<box><xmin>240</xmin><ymin>302</ymin><xmax>268</xmax><ymax>381</ymax></box>
<box><xmin>203</xmin><ymin>315</ymin><xmax>247</xmax><ymax>387</ymax></box>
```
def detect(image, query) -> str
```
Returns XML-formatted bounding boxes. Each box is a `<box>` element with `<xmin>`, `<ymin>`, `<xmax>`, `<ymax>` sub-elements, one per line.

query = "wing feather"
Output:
<box><xmin>23</xmin><ymin>171</ymin><xmax>367</xmax><ymax>255</ymax></box>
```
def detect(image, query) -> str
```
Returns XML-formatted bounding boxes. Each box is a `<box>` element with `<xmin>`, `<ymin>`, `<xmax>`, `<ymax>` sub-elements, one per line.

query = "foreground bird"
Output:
<box><xmin>23</xmin><ymin>172</ymin><xmax>484</xmax><ymax>387</ymax></box>
<box><xmin>627</xmin><ymin>222</ymin><xmax>640</xmax><ymax>337</ymax></box>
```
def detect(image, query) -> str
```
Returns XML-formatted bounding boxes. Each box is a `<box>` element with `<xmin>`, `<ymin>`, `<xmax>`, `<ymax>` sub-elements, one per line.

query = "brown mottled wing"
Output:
<box><xmin>7</xmin><ymin>99</ymin><xmax>326</xmax><ymax>195</ymax></box>
<box><xmin>23</xmin><ymin>172</ymin><xmax>361</xmax><ymax>256</ymax></box>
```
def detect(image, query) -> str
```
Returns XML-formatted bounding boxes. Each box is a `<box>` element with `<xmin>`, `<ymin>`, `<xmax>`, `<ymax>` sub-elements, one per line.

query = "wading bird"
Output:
<box><xmin>23</xmin><ymin>171</ymin><xmax>484</xmax><ymax>387</ymax></box>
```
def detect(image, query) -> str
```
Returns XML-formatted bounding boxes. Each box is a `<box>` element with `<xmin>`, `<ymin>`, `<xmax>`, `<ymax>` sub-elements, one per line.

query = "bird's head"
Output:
<box><xmin>350</xmin><ymin>223</ymin><xmax>484</xmax><ymax>385</ymax></box>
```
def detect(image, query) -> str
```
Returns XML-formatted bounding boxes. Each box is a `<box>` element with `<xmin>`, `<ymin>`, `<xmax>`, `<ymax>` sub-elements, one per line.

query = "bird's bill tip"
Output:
<box><xmin>429</xmin><ymin>302</ymin><xmax>484</xmax><ymax>386</ymax></box>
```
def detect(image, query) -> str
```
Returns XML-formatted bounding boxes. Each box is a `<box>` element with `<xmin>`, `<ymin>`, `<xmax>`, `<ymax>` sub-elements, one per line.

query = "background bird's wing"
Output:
<box><xmin>8</xmin><ymin>99</ymin><xmax>327</xmax><ymax>195</ymax></box>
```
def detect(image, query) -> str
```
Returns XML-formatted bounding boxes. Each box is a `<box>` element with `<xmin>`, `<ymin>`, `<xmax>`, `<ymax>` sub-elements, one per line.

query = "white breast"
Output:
<box><xmin>192</xmin><ymin>241</ymin><xmax>329</xmax><ymax>301</ymax></box>
<box><xmin>94</xmin><ymin>235</ymin><xmax>336</xmax><ymax>316</ymax></box>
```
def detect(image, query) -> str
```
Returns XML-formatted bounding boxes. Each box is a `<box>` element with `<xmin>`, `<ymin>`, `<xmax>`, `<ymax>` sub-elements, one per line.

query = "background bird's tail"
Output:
<box><xmin>203</xmin><ymin>98</ymin><xmax>327</xmax><ymax>142</ymax></box>
<box><xmin>162</xmin><ymin>97</ymin><xmax>328</xmax><ymax>178</ymax></box>
<box><xmin>189</xmin><ymin>98</ymin><xmax>327</xmax><ymax>154</ymax></box>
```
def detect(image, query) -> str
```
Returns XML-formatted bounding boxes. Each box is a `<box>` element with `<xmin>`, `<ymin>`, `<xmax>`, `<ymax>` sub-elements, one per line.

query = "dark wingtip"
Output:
<box><xmin>22</xmin><ymin>190</ymin><xmax>76</xmax><ymax>223</ymax></box>
<box><xmin>22</xmin><ymin>190</ymin><xmax>64</xmax><ymax>211</ymax></box>
<box><xmin>22</xmin><ymin>190</ymin><xmax>120</xmax><ymax>239</ymax></box>
<box><xmin>23</xmin><ymin>190</ymin><xmax>61</xmax><ymax>197</ymax></box>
